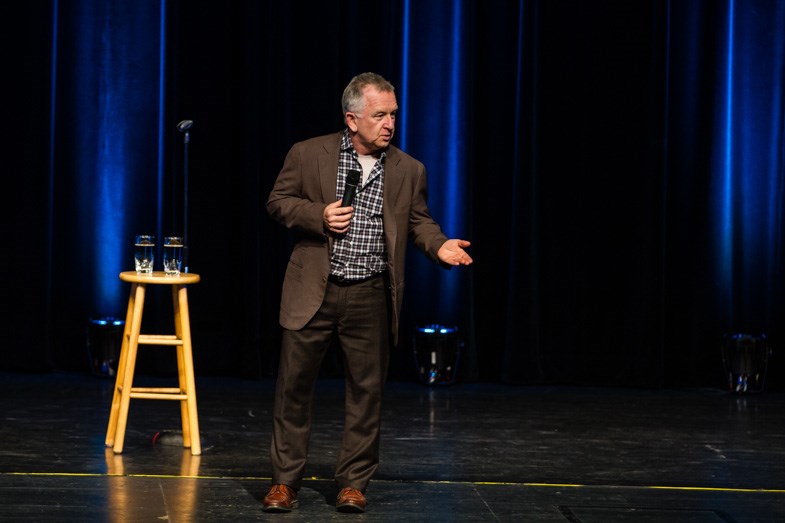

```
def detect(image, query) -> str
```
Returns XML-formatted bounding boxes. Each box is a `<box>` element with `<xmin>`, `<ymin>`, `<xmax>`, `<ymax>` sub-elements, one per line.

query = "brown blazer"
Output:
<box><xmin>267</xmin><ymin>132</ymin><xmax>449</xmax><ymax>346</ymax></box>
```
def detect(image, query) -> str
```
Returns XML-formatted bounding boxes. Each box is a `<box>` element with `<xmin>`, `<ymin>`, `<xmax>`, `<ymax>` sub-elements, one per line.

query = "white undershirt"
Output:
<box><xmin>357</xmin><ymin>154</ymin><xmax>378</xmax><ymax>186</ymax></box>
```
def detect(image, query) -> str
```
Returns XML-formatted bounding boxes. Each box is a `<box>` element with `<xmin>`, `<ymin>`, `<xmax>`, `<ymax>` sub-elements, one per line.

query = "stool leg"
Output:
<box><xmin>106</xmin><ymin>283</ymin><xmax>137</xmax><ymax>447</ymax></box>
<box><xmin>174</xmin><ymin>284</ymin><xmax>201</xmax><ymax>455</ymax></box>
<box><xmin>172</xmin><ymin>285</ymin><xmax>191</xmax><ymax>448</ymax></box>
<box><xmin>112</xmin><ymin>283</ymin><xmax>146</xmax><ymax>454</ymax></box>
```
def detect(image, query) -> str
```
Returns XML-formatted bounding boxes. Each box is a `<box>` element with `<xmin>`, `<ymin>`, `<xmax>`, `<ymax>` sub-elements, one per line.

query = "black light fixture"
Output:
<box><xmin>721</xmin><ymin>333</ymin><xmax>771</xmax><ymax>394</ymax></box>
<box><xmin>412</xmin><ymin>325</ymin><xmax>461</xmax><ymax>385</ymax></box>
<box><xmin>86</xmin><ymin>317</ymin><xmax>125</xmax><ymax>377</ymax></box>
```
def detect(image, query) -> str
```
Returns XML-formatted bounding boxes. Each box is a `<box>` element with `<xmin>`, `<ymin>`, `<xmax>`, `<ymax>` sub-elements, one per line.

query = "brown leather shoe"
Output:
<box><xmin>263</xmin><ymin>484</ymin><xmax>298</xmax><ymax>512</ymax></box>
<box><xmin>336</xmin><ymin>487</ymin><xmax>366</xmax><ymax>513</ymax></box>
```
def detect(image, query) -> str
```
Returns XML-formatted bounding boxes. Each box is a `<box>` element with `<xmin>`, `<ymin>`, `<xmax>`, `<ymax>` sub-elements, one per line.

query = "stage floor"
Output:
<box><xmin>0</xmin><ymin>371</ymin><xmax>782</xmax><ymax>521</ymax></box>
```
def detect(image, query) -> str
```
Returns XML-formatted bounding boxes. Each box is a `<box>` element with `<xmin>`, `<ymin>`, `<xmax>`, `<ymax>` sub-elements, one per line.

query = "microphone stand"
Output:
<box><xmin>177</xmin><ymin>120</ymin><xmax>193</xmax><ymax>273</ymax></box>
<box><xmin>152</xmin><ymin>121</ymin><xmax>195</xmax><ymax>451</ymax></box>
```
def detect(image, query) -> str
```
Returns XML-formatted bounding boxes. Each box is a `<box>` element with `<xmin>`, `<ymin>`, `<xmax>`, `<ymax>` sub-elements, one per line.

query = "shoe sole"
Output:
<box><xmin>336</xmin><ymin>502</ymin><xmax>365</xmax><ymax>513</ymax></box>
<box><xmin>263</xmin><ymin>501</ymin><xmax>298</xmax><ymax>513</ymax></box>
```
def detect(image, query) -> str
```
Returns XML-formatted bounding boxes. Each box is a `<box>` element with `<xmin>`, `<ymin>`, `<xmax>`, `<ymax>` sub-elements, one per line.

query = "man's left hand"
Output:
<box><xmin>438</xmin><ymin>239</ymin><xmax>473</xmax><ymax>266</ymax></box>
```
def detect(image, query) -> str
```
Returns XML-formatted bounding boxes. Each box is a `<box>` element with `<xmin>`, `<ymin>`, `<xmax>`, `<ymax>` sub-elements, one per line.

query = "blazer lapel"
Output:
<box><xmin>319</xmin><ymin>135</ymin><xmax>341</xmax><ymax>252</ymax></box>
<box><xmin>318</xmin><ymin>139</ymin><xmax>339</xmax><ymax>205</ymax></box>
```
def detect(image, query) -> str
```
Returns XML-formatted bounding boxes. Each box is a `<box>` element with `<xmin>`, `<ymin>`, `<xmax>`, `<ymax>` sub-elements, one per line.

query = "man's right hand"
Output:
<box><xmin>323</xmin><ymin>200</ymin><xmax>353</xmax><ymax>235</ymax></box>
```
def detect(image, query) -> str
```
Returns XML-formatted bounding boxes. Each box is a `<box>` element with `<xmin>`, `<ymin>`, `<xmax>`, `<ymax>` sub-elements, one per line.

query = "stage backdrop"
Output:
<box><xmin>4</xmin><ymin>0</ymin><xmax>785</xmax><ymax>389</ymax></box>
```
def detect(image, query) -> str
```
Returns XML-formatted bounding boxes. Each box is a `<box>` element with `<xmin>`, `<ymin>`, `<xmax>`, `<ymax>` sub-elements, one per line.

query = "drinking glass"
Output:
<box><xmin>134</xmin><ymin>235</ymin><xmax>155</xmax><ymax>274</ymax></box>
<box><xmin>163</xmin><ymin>236</ymin><xmax>184</xmax><ymax>276</ymax></box>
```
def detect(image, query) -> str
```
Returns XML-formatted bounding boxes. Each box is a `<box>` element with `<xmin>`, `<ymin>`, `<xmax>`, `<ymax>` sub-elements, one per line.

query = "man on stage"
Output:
<box><xmin>263</xmin><ymin>72</ymin><xmax>473</xmax><ymax>513</ymax></box>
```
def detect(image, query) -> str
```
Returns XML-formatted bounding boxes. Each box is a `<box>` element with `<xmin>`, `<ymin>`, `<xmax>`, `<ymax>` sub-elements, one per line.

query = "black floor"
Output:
<box><xmin>0</xmin><ymin>371</ymin><xmax>783</xmax><ymax>521</ymax></box>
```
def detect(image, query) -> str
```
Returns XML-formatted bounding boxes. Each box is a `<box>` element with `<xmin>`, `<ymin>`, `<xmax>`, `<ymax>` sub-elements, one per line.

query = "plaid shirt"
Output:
<box><xmin>330</xmin><ymin>130</ymin><xmax>388</xmax><ymax>280</ymax></box>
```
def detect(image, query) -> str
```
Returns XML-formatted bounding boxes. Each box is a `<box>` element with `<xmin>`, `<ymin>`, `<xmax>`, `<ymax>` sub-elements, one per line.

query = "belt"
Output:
<box><xmin>327</xmin><ymin>271</ymin><xmax>387</xmax><ymax>286</ymax></box>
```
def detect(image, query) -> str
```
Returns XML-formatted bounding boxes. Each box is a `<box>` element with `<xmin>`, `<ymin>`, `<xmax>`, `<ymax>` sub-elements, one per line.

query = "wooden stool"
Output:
<box><xmin>105</xmin><ymin>271</ymin><xmax>202</xmax><ymax>455</ymax></box>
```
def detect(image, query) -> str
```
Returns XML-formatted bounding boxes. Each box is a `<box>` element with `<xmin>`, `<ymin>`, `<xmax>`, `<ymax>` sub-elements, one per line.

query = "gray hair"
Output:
<box><xmin>341</xmin><ymin>72</ymin><xmax>395</xmax><ymax>116</ymax></box>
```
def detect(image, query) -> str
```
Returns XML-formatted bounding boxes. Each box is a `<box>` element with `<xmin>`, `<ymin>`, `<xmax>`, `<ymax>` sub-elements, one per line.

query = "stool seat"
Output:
<box><xmin>105</xmin><ymin>271</ymin><xmax>202</xmax><ymax>455</ymax></box>
<box><xmin>119</xmin><ymin>271</ymin><xmax>201</xmax><ymax>285</ymax></box>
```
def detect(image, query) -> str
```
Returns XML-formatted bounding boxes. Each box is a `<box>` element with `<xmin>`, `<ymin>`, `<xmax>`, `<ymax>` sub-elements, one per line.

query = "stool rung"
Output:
<box><xmin>130</xmin><ymin>389</ymin><xmax>189</xmax><ymax>400</ymax></box>
<box><xmin>137</xmin><ymin>334</ymin><xmax>183</xmax><ymax>346</ymax></box>
<box><xmin>131</xmin><ymin>387</ymin><xmax>184</xmax><ymax>394</ymax></box>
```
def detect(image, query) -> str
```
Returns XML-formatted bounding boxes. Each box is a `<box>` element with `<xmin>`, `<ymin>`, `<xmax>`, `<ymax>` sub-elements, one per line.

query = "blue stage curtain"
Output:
<box><xmin>49</xmin><ymin>0</ymin><xmax>166</xmax><ymax>367</ymax></box>
<box><xmin>6</xmin><ymin>0</ymin><xmax>785</xmax><ymax>387</ymax></box>
<box><xmin>661</xmin><ymin>0</ymin><xmax>785</xmax><ymax>385</ymax></box>
<box><xmin>708</xmin><ymin>0</ymin><xmax>785</xmax><ymax>330</ymax></box>
<box><xmin>396</xmin><ymin>0</ymin><xmax>475</xmax><ymax>367</ymax></box>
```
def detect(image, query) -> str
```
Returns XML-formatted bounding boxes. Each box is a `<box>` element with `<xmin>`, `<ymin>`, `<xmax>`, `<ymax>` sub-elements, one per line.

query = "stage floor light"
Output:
<box><xmin>87</xmin><ymin>317</ymin><xmax>125</xmax><ymax>378</ymax></box>
<box><xmin>721</xmin><ymin>333</ymin><xmax>771</xmax><ymax>394</ymax></box>
<box><xmin>413</xmin><ymin>325</ymin><xmax>461</xmax><ymax>386</ymax></box>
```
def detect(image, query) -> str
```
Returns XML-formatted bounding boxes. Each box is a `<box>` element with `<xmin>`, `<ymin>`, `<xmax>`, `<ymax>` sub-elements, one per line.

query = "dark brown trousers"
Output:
<box><xmin>270</xmin><ymin>273</ymin><xmax>390</xmax><ymax>492</ymax></box>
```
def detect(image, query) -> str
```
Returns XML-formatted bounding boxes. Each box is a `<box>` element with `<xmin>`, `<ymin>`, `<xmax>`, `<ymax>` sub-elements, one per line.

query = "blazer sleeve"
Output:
<box><xmin>408</xmin><ymin>162</ymin><xmax>449</xmax><ymax>264</ymax></box>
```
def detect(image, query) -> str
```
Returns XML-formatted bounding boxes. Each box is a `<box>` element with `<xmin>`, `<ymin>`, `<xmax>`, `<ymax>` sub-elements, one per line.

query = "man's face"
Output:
<box><xmin>346</xmin><ymin>86</ymin><xmax>397</xmax><ymax>155</ymax></box>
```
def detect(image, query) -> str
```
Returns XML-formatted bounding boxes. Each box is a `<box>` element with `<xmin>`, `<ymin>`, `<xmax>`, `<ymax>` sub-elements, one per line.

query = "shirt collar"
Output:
<box><xmin>341</xmin><ymin>129</ymin><xmax>388</xmax><ymax>164</ymax></box>
<box><xmin>340</xmin><ymin>129</ymin><xmax>353</xmax><ymax>152</ymax></box>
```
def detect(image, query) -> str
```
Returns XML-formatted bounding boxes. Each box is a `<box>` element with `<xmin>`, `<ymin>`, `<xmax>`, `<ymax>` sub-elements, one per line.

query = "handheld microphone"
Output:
<box><xmin>341</xmin><ymin>170</ymin><xmax>361</xmax><ymax>207</ymax></box>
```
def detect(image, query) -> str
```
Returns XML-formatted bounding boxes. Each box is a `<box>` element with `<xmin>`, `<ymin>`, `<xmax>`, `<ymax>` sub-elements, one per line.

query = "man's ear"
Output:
<box><xmin>345</xmin><ymin>112</ymin><xmax>358</xmax><ymax>132</ymax></box>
